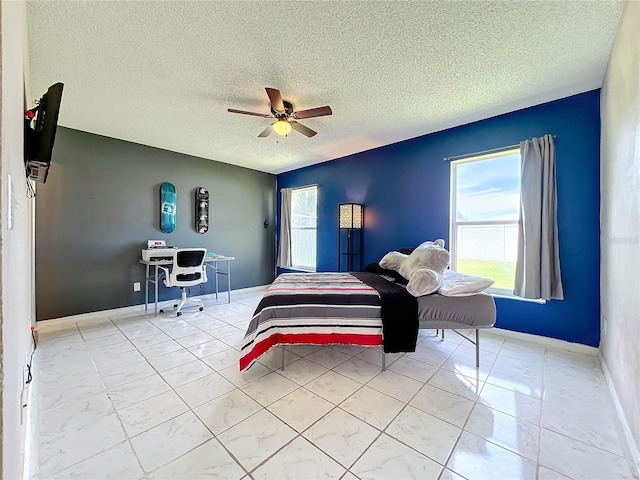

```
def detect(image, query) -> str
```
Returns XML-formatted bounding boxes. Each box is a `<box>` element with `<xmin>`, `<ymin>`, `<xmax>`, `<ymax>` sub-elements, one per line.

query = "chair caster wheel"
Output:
<box><xmin>159</xmin><ymin>309</ymin><xmax>165</xmax><ymax>314</ymax></box>
<box><xmin>177</xmin><ymin>312</ymin><xmax>182</xmax><ymax>317</ymax></box>
<box><xmin>199</xmin><ymin>307</ymin><xmax>204</xmax><ymax>311</ymax></box>
<box><xmin>173</xmin><ymin>304</ymin><xmax>178</xmax><ymax>308</ymax></box>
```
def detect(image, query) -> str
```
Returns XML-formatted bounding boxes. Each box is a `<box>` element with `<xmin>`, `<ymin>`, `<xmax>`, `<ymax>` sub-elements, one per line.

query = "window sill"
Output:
<box><xmin>490</xmin><ymin>292</ymin><xmax>546</xmax><ymax>304</ymax></box>
<box><xmin>289</xmin><ymin>266</ymin><xmax>317</xmax><ymax>273</ymax></box>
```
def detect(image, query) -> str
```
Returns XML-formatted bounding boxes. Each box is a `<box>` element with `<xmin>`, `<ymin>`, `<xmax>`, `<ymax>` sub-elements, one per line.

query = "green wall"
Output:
<box><xmin>36</xmin><ymin>127</ymin><xmax>276</xmax><ymax>320</ymax></box>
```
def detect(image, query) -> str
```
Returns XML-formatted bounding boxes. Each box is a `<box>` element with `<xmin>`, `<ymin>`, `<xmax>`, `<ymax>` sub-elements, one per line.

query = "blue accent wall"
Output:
<box><xmin>277</xmin><ymin>90</ymin><xmax>601</xmax><ymax>346</ymax></box>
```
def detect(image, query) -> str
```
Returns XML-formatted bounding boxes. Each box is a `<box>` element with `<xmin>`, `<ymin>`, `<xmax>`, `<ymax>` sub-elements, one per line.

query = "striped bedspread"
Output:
<box><xmin>239</xmin><ymin>273</ymin><xmax>383</xmax><ymax>370</ymax></box>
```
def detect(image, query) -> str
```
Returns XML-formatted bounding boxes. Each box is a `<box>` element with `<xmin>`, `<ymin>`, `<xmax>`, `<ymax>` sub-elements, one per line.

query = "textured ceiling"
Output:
<box><xmin>27</xmin><ymin>1</ymin><xmax>622</xmax><ymax>174</ymax></box>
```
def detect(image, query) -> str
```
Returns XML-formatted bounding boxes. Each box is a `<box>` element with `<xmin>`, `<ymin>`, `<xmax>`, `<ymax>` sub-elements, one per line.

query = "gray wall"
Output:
<box><xmin>36</xmin><ymin>127</ymin><xmax>276</xmax><ymax>320</ymax></box>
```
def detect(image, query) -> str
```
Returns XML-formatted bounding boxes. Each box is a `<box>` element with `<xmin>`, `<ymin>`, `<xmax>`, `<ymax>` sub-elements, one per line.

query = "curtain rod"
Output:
<box><xmin>443</xmin><ymin>135</ymin><xmax>557</xmax><ymax>162</ymax></box>
<box><xmin>280</xmin><ymin>183</ymin><xmax>318</xmax><ymax>192</ymax></box>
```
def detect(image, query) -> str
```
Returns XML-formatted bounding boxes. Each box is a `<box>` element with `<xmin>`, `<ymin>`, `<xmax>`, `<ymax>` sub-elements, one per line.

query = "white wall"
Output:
<box><xmin>600</xmin><ymin>0</ymin><xmax>640</xmax><ymax>470</ymax></box>
<box><xmin>1</xmin><ymin>1</ymin><xmax>35</xmax><ymax>479</ymax></box>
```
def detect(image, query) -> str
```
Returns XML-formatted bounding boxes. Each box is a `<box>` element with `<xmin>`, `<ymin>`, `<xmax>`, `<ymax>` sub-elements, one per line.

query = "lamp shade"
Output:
<box><xmin>273</xmin><ymin>119</ymin><xmax>292</xmax><ymax>136</ymax></box>
<box><xmin>339</xmin><ymin>203</ymin><xmax>363</xmax><ymax>229</ymax></box>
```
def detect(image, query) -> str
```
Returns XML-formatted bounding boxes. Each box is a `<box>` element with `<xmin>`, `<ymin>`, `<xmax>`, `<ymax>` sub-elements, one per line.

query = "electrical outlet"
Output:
<box><xmin>603</xmin><ymin>316</ymin><xmax>607</xmax><ymax>335</ymax></box>
<box><xmin>133</xmin><ymin>282</ymin><xmax>141</xmax><ymax>292</ymax></box>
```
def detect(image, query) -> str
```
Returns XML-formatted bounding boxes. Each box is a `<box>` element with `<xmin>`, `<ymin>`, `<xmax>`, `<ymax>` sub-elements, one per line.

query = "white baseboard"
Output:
<box><xmin>600</xmin><ymin>356</ymin><xmax>640</xmax><ymax>478</ymax></box>
<box><xmin>39</xmin><ymin>304</ymin><xmax>146</xmax><ymax>331</ymax></box>
<box><xmin>36</xmin><ymin>284</ymin><xmax>269</xmax><ymax>333</ymax></box>
<box><xmin>487</xmin><ymin>328</ymin><xmax>637</xmax><ymax>476</ymax></box>
<box><xmin>487</xmin><ymin>327</ymin><xmax>600</xmax><ymax>356</ymax></box>
<box><xmin>198</xmin><ymin>284</ymin><xmax>268</xmax><ymax>300</ymax></box>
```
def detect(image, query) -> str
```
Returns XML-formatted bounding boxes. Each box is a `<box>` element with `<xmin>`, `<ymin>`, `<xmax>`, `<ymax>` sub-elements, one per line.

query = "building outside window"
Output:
<box><xmin>291</xmin><ymin>185</ymin><xmax>317</xmax><ymax>271</ymax></box>
<box><xmin>450</xmin><ymin>149</ymin><xmax>520</xmax><ymax>295</ymax></box>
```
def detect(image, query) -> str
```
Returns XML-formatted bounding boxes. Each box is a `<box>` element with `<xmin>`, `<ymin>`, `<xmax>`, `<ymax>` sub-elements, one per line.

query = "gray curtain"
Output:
<box><xmin>514</xmin><ymin>134</ymin><xmax>564</xmax><ymax>300</ymax></box>
<box><xmin>276</xmin><ymin>188</ymin><xmax>293</xmax><ymax>268</ymax></box>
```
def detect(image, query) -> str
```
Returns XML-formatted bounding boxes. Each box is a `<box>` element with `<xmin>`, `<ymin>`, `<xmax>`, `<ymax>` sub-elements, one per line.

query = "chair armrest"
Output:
<box><xmin>157</xmin><ymin>265</ymin><xmax>170</xmax><ymax>276</ymax></box>
<box><xmin>157</xmin><ymin>265</ymin><xmax>170</xmax><ymax>286</ymax></box>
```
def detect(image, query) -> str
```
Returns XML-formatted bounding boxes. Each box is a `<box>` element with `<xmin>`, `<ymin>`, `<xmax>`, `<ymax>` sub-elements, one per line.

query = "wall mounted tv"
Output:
<box><xmin>24</xmin><ymin>82</ymin><xmax>64</xmax><ymax>183</ymax></box>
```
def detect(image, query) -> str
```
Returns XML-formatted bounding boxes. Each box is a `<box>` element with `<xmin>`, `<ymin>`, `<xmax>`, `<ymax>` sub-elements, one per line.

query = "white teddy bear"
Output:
<box><xmin>380</xmin><ymin>239</ymin><xmax>450</xmax><ymax>297</ymax></box>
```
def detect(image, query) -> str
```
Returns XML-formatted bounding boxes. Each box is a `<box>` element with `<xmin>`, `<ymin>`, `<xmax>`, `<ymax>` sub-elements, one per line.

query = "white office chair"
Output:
<box><xmin>158</xmin><ymin>248</ymin><xmax>208</xmax><ymax>316</ymax></box>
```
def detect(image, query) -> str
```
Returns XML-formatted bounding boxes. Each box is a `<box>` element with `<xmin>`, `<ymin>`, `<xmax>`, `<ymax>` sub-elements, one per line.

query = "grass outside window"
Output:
<box><xmin>457</xmin><ymin>258</ymin><xmax>516</xmax><ymax>291</ymax></box>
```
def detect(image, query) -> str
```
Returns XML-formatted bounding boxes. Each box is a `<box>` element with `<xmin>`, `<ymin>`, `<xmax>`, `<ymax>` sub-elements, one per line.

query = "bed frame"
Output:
<box><xmin>276</xmin><ymin>327</ymin><xmax>489</xmax><ymax>372</ymax></box>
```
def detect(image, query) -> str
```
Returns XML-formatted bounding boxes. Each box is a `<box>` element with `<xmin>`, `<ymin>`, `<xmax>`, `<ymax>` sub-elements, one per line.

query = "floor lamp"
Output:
<box><xmin>338</xmin><ymin>203</ymin><xmax>363</xmax><ymax>272</ymax></box>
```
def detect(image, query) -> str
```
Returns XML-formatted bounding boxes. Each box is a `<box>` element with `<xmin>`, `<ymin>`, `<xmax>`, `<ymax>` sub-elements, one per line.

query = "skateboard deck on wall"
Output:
<box><xmin>195</xmin><ymin>186</ymin><xmax>209</xmax><ymax>234</ymax></box>
<box><xmin>160</xmin><ymin>182</ymin><xmax>176</xmax><ymax>234</ymax></box>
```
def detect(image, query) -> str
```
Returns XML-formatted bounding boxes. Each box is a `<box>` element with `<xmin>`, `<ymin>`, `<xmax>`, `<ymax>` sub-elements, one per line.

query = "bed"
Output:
<box><xmin>239</xmin><ymin>270</ymin><xmax>496</xmax><ymax>371</ymax></box>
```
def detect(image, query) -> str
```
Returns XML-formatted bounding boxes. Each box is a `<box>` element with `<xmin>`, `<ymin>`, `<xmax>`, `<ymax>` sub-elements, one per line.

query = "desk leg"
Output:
<box><xmin>154</xmin><ymin>265</ymin><xmax>159</xmax><ymax>316</ymax></box>
<box><xmin>215</xmin><ymin>265</ymin><xmax>219</xmax><ymax>301</ymax></box>
<box><xmin>144</xmin><ymin>264</ymin><xmax>150</xmax><ymax>315</ymax></box>
<box><xmin>227</xmin><ymin>260</ymin><xmax>231</xmax><ymax>303</ymax></box>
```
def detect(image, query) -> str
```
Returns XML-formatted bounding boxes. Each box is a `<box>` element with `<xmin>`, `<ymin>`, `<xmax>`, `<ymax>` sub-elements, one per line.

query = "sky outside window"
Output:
<box><xmin>292</xmin><ymin>188</ymin><xmax>317</xmax><ymax>227</ymax></box>
<box><xmin>456</xmin><ymin>154</ymin><xmax>520</xmax><ymax>222</ymax></box>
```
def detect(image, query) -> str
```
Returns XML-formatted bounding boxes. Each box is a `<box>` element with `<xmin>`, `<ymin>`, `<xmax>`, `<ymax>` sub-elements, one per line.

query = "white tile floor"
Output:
<box><xmin>33</xmin><ymin>292</ymin><xmax>638</xmax><ymax>480</ymax></box>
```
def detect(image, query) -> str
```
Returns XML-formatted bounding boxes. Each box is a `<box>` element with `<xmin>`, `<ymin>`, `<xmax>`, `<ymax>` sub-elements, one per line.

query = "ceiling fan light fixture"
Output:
<box><xmin>228</xmin><ymin>88</ymin><xmax>330</xmax><ymax>138</ymax></box>
<box><xmin>273</xmin><ymin>119</ymin><xmax>291</xmax><ymax>136</ymax></box>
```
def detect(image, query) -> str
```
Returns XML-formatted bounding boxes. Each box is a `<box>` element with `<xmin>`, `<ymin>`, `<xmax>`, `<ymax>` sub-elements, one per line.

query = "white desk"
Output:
<box><xmin>139</xmin><ymin>255</ymin><xmax>235</xmax><ymax>316</ymax></box>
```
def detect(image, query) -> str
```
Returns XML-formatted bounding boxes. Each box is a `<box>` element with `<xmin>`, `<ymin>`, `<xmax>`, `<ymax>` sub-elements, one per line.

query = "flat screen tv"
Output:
<box><xmin>24</xmin><ymin>82</ymin><xmax>64</xmax><ymax>183</ymax></box>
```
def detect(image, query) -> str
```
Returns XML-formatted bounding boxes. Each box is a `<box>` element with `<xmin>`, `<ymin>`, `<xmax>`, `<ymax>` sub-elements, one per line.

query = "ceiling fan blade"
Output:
<box><xmin>294</xmin><ymin>106</ymin><xmax>332</xmax><ymax>119</ymax></box>
<box><xmin>258</xmin><ymin>123</ymin><xmax>275</xmax><ymax>138</ymax></box>
<box><xmin>228</xmin><ymin>108</ymin><xmax>273</xmax><ymax>118</ymax></box>
<box><xmin>265</xmin><ymin>88</ymin><xmax>285</xmax><ymax>112</ymax></box>
<box><xmin>290</xmin><ymin>121</ymin><xmax>317</xmax><ymax>138</ymax></box>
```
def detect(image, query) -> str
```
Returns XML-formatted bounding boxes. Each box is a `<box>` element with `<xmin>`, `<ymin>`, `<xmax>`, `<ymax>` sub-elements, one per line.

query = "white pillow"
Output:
<box><xmin>379</xmin><ymin>251</ymin><xmax>407</xmax><ymax>271</ymax></box>
<box><xmin>398</xmin><ymin>239</ymin><xmax>450</xmax><ymax>281</ymax></box>
<box><xmin>406</xmin><ymin>268</ymin><xmax>443</xmax><ymax>297</ymax></box>
<box><xmin>438</xmin><ymin>270</ymin><xmax>494</xmax><ymax>296</ymax></box>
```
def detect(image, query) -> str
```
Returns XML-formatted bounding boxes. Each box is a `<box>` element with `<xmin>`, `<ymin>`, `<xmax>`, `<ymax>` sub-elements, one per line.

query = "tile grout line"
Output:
<box><xmin>312</xmin><ymin>334</ymin><xmax>494</xmax><ymax>477</ymax></box>
<box><xmin>537</xmin><ymin>348</ymin><xmax>550</xmax><ymax>479</ymax></box>
<box><xmin>41</xmin><ymin>322</ymin><xmax>460</xmax><ymax>477</ymax></box>
<box><xmin>223</xmin><ymin>344</ymin><xmax>393</xmax><ymax>476</ymax></box>
<box><xmin>285</xmin><ymin>340</ymin><xmax>461</xmax><ymax>476</ymax></box>
<box><xmin>38</xmin><ymin>303</ymin><xmax>634</xmax><ymax>480</ymax></box>
<box><xmin>82</xmin><ymin>310</ymin><xmax>249</xmax><ymax>476</ymax></box>
<box><xmin>51</xmin><ymin>319</ymin><xmax>149</xmax><ymax>478</ymax></box>
<box><xmin>85</xmin><ymin>317</ymin><xmax>183</xmax><ymax>477</ymax></box>
<box><xmin>67</xmin><ymin>322</ymin><xmax>458</xmax><ymax>476</ymax></box>
<box><xmin>375</xmin><ymin>350</ymin><xmax>460</xmax><ymax>477</ymax></box>
<box><xmin>438</xmin><ymin>353</ymin><xmax>500</xmax><ymax>479</ymax></box>
<box><xmin>119</xmin><ymin>306</ymin><xmax>255</xmax><ymax>476</ymax></box>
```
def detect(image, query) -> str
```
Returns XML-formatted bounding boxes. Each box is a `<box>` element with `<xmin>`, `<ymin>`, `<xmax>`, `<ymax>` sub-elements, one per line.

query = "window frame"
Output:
<box><xmin>449</xmin><ymin>148</ymin><xmax>520</xmax><ymax>297</ymax></box>
<box><xmin>290</xmin><ymin>184</ymin><xmax>318</xmax><ymax>272</ymax></box>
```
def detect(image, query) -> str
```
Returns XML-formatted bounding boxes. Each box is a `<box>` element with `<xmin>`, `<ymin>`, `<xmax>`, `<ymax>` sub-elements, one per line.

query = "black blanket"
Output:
<box><xmin>352</xmin><ymin>271</ymin><xmax>418</xmax><ymax>353</ymax></box>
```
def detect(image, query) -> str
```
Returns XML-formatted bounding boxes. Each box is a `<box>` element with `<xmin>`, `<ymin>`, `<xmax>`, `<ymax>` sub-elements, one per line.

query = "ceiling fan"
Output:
<box><xmin>228</xmin><ymin>87</ymin><xmax>332</xmax><ymax>138</ymax></box>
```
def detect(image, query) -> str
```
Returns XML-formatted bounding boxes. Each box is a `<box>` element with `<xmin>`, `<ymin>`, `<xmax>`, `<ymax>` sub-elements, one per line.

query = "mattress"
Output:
<box><xmin>239</xmin><ymin>272</ymin><xmax>384</xmax><ymax>370</ymax></box>
<box><xmin>240</xmin><ymin>273</ymin><xmax>496</xmax><ymax>370</ymax></box>
<box><xmin>416</xmin><ymin>292</ymin><xmax>496</xmax><ymax>329</ymax></box>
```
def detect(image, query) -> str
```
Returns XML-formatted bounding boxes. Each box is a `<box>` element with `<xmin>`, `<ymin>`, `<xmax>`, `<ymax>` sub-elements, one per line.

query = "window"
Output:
<box><xmin>291</xmin><ymin>185</ymin><xmax>317</xmax><ymax>271</ymax></box>
<box><xmin>450</xmin><ymin>149</ymin><xmax>520</xmax><ymax>295</ymax></box>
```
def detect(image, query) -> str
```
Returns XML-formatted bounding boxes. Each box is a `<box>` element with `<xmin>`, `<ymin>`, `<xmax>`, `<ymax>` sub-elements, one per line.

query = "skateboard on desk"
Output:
<box><xmin>160</xmin><ymin>182</ymin><xmax>176</xmax><ymax>234</ymax></box>
<box><xmin>195</xmin><ymin>186</ymin><xmax>209</xmax><ymax>234</ymax></box>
